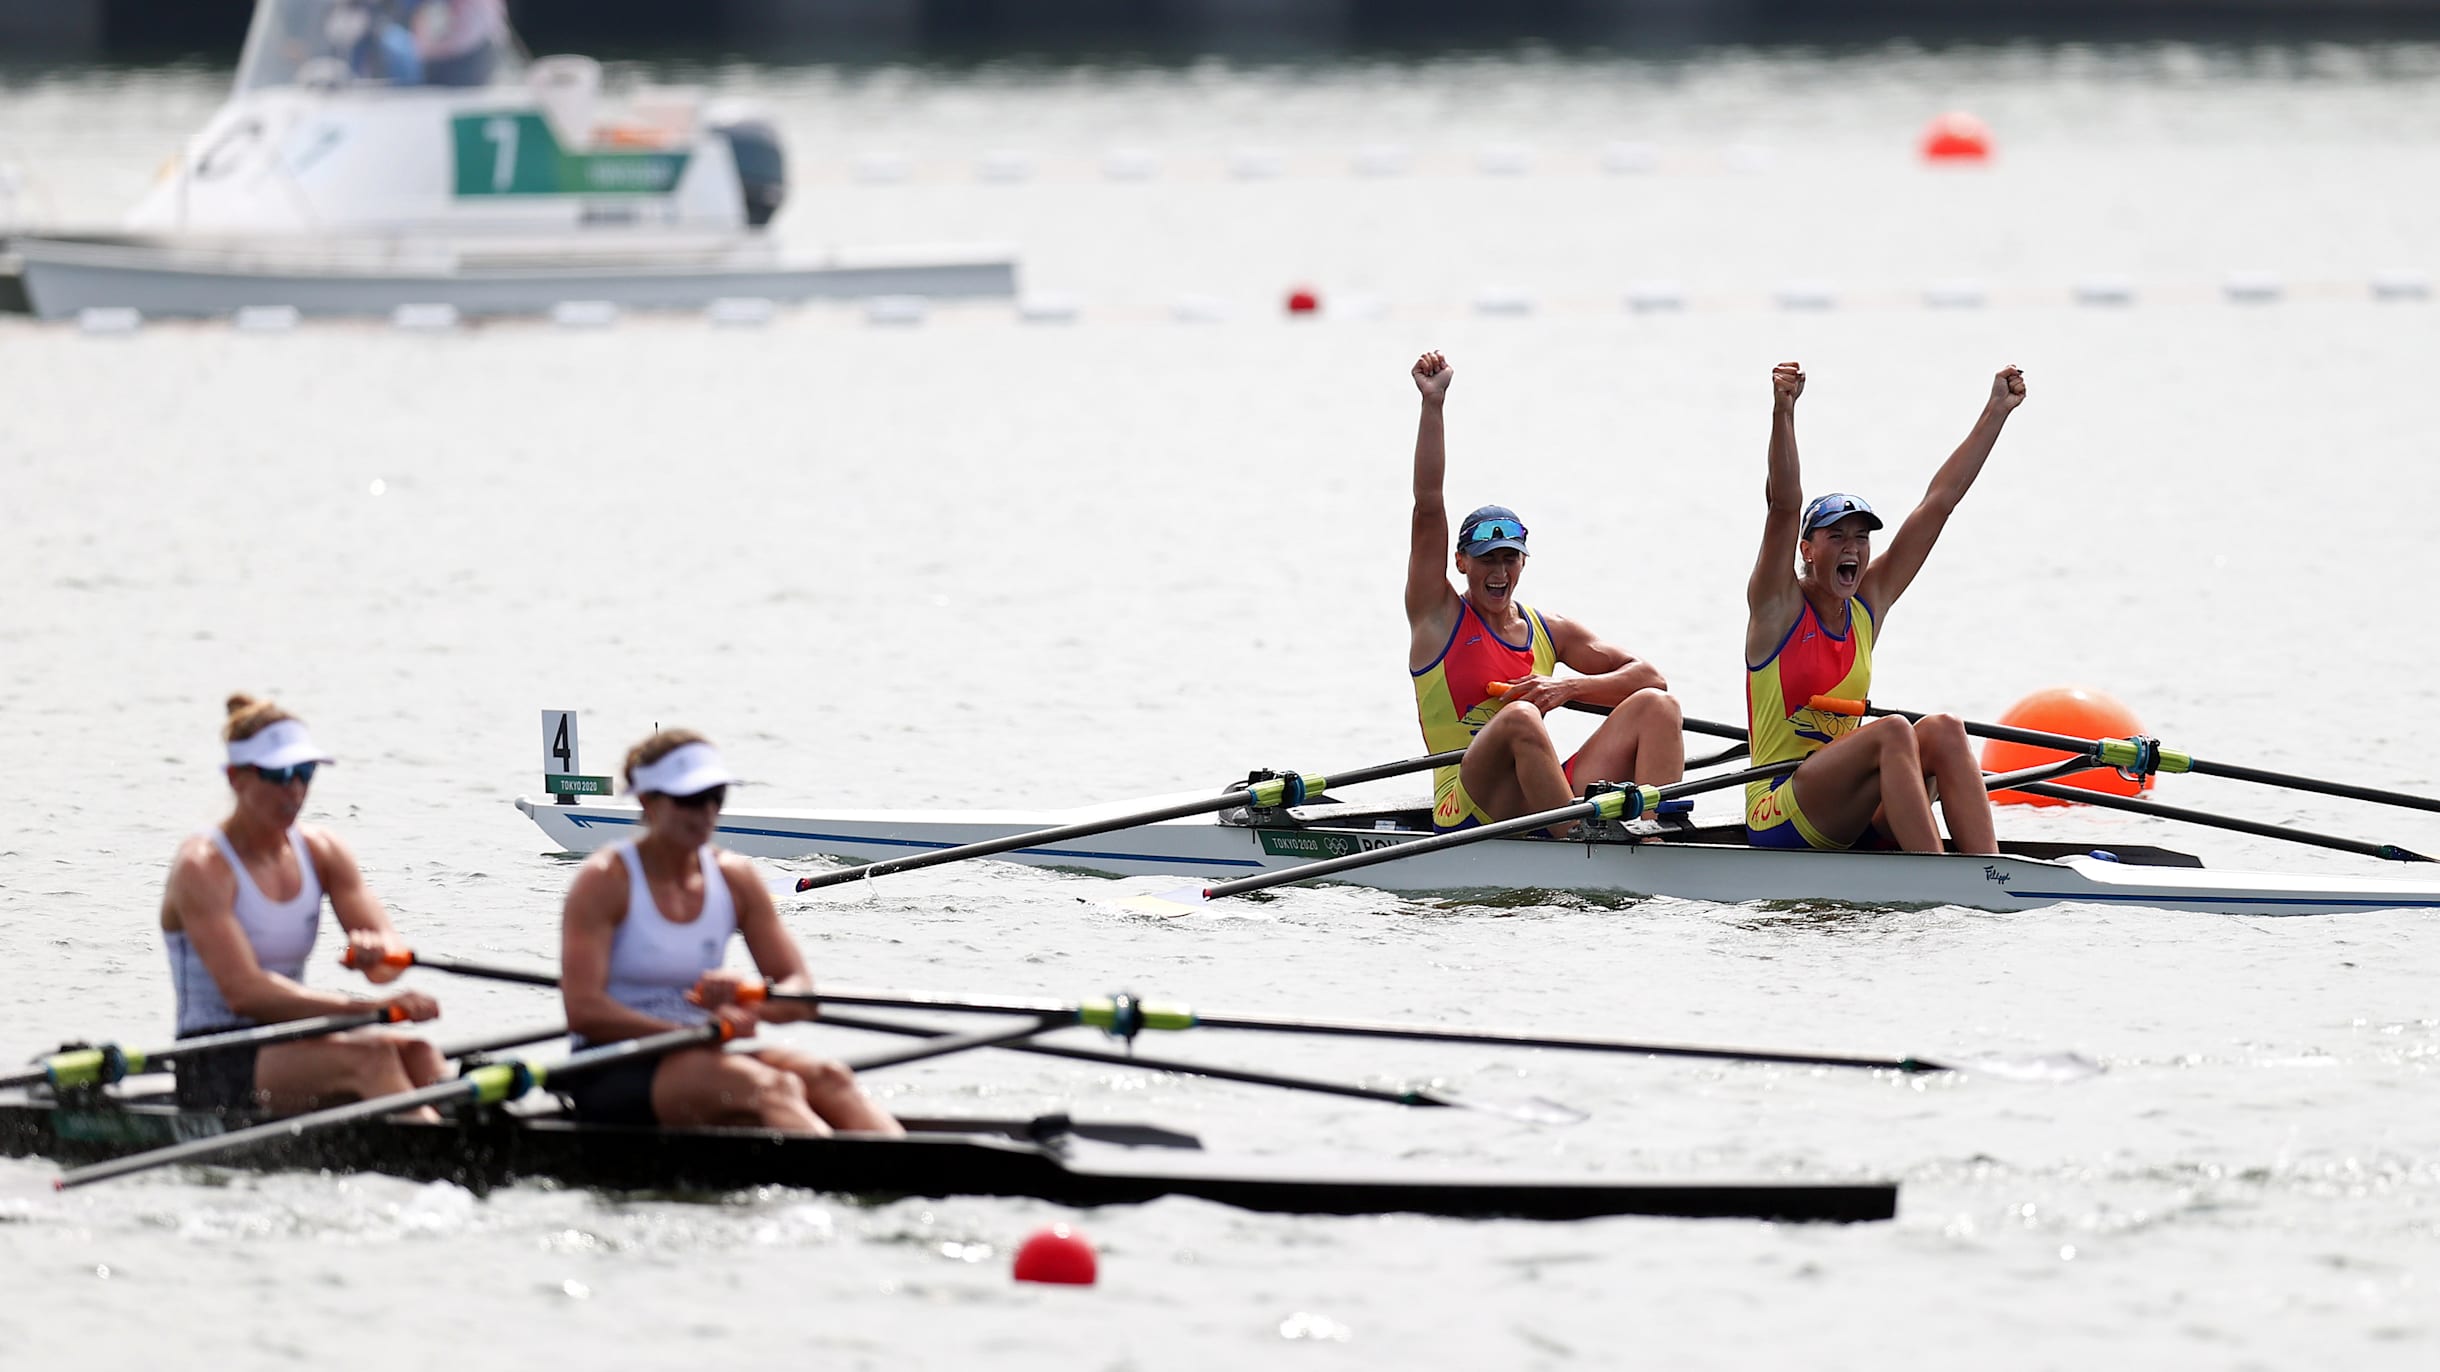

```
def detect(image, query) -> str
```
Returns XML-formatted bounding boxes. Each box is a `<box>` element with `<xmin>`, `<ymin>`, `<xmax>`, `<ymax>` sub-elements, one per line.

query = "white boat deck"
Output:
<box><xmin>514</xmin><ymin>794</ymin><xmax>2440</xmax><ymax>917</ymax></box>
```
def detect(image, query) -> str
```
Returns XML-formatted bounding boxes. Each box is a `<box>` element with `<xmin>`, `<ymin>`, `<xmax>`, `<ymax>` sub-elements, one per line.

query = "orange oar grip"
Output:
<box><xmin>380</xmin><ymin>1002</ymin><xmax>409</xmax><ymax>1024</ymax></box>
<box><xmin>736</xmin><ymin>981</ymin><xmax>769</xmax><ymax>1006</ymax></box>
<box><xmin>340</xmin><ymin>947</ymin><xmax>416</xmax><ymax>970</ymax></box>
<box><xmin>1807</xmin><ymin>695</ymin><xmax>1868</xmax><ymax>716</ymax></box>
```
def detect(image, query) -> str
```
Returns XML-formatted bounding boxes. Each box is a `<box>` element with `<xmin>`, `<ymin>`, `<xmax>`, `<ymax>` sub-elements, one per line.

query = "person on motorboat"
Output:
<box><xmin>331</xmin><ymin>0</ymin><xmax>424</xmax><ymax>85</ymax></box>
<box><xmin>1743</xmin><ymin>360</ymin><xmax>2026</xmax><ymax>855</ymax></box>
<box><xmin>558</xmin><ymin>730</ymin><xmax>901</xmax><ymax>1135</ymax></box>
<box><xmin>408</xmin><ymin>0</ymin><xmax>508</xmax><ymax>87</ymax></box>
<box><xmin>158</xmin><ymin>695</ymin><xmax>444</xmax><ymax>1115</ymax></box>
<box><xmin>1405</xmin><ymin>350</ymin><xmax>1686</xmax><ymax>834</ymax></box>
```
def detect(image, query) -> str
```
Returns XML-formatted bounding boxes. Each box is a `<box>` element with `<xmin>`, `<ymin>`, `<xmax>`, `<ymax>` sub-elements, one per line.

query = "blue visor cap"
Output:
<box><xmin>1457</xmin><ymin>505</ymin><xmax>1530</xmax><ymax>556</ymax></box>
<box><xmin>1802</xmin><ymin>493</ymin><xmax>1884</xmax><ymax>533</ymax></box>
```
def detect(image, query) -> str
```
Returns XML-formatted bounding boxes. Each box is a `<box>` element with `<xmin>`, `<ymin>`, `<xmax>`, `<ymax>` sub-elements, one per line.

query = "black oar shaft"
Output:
<box><xmin>817</xmin><ymin>1011</ymin><xmax>1460</xmax><ymax>1109</ymax></box>
<box><xmin>1183</xmin><ymin>1012</ymin><xmax>1945</xmax><ymax>1073</ymax></box>
<box><xmin>805</xmin><ymin>988</ymin><xmax>1944</xmax><ymax>1073</ymax></box>
<box><xmin>796</xmin><ymin>748</ymin><xmax>1468</xmax><ymax>892</ymax></box>
<box><xmin>2008</xmin><ymin>782</ymin><xmax>2431</xmax><ymax>862</ymax></box>
<box><xmin>1982</xmin><ymin>757</ymin><xmax>2109</xmax><ymax>792</ymax></box>
<box><xmin>838</xmin><ymin>1017</ymin><xmax>1060</xmax><ymax>1071</ymax></box>
<box><xmin>431</xmin><ymin>1024</ymin><xmax>570</xmax><ymax>1059</ymax></box>
<box><xmin>1199</xmin><ymin>761</ymin><xmax>1799</xmax><ymax>900</ymax></box>
<box><xmin>405</xmin><ymin>952</ymin><xmax>559</xmax><ymax>987</ymax></box>
<box><xmin>1554</xmin><ymin>698</ymin><xmax>1748</xmax><ymax>746</ymax></box>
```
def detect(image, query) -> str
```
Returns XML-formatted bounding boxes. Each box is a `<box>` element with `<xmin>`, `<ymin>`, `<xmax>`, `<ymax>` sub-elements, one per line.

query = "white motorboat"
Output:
<box><xmin>9</xmin><ymin>0</ymin><xmax>1014</xmax><ymax>320</ymax></box>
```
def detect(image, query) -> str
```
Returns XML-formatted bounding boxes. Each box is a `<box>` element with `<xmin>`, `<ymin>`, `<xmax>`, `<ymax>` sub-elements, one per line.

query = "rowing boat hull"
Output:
<box><xmin>0</xmin><ymin>1092</ymin><xmax>1894</xmax><ymax>1223</ymax></box>
<box><xmin>514</xmin><ymin>796</ymin><xmax>2440</xmax><ymax>917</ymax></box>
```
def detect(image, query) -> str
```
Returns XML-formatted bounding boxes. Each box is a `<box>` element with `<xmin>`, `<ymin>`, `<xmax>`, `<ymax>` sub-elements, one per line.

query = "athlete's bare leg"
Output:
<box><xmin>651</xmin><ymin>1046</ymin><xmax>828</xmax><ymax>1133</ymax></box>
<box><xmin>1566</xmin><ymin>688</ymin><xmax>1686</xmax><ymax>790</ymax></box>
<box><xmin>257</xmin><ymin>1030</ymin><xmax>448</xmax><ymax>1121</ymax></box>
<box><xmin>755</xmin><ymin>1045</ymin><xmax>904</xmax><ymax>1135</ymax></box>
<box><xmin>1787</xmin><ymin>715</ymin><xmax>1945</xmax><ymax>852</ymax></box>
<box><xmin>1459</xmin><ymin>705</ymin><xmax>1576</xmax><ymax>836</ymax></box>
<box><xmin>1915</xmin><ymin>712</ymin><xmax>1997</xmax><ymax>854</ymax></box>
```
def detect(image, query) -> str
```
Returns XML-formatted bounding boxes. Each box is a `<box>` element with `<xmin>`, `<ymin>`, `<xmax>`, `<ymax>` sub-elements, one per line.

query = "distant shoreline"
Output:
<box><xmin>18</xmin><ymin>0</ymin><xmax>2440</xmax><ymax>68</ymax></box>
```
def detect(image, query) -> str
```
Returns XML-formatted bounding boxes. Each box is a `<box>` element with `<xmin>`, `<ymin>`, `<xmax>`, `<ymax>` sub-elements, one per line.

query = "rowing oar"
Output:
<box><xmin>1819</xmin><ymin>696</ymin><xmax>2440</xmax><ymax>821</ymax></box>
<box><xmin>833</xmin><ymin>1016</ymin><xmax>1065</xmax><ymax>1071</ymax></box>
<box><xmin>3</xmin><ymin>1006</ymin><xmax>412</xmax><ymax>1093</ymax></box>
<box><xmin>1129</xmin><ymin>760</ymin><xmax>1802</xmax><ymax>910</ymax></box>
<box><xmin>793</xmin><ymin>747</ymin><xmax>1469</xmax><ymax>893</ymax></box>
<box><xmin>358</xmin><ymin>954</ymin><xmax>1957</xmax><ymax>1076</ymax></box>
<box><xmin>1999</xmin><ymin>780</ymin><xmax>2430</xmax><ymax>862</ymax></box>
<box><xmin>754</xmin><ymin>985</ymin><xmax>1953</xmax><ymax>1074</ymax></box>
<box><xmin>817</xmin><ymin>1009</ymin><xmax>1589</xmax><ymax>1124</ymax></box>
<box><xmin>1563</xmin><ymin>701</ymin><xmax>2431</xmax><ymax>863</ymax></box>
<box><xmin>53</xmin><ymin>1021</ymin><xmax>733</xmax><ymax>1190</ymax></box>
<box><xmin>341</xmin><ymin>947</ymin><xmax>559</xmax><ymax>986</ymax></box>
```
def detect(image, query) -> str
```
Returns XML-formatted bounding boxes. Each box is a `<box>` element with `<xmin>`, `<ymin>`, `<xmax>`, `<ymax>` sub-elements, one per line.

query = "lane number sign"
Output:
<box><xmin>543</xmin><ymin>709</ymin><xmax>613</xmax><ymax>797</ymax></box>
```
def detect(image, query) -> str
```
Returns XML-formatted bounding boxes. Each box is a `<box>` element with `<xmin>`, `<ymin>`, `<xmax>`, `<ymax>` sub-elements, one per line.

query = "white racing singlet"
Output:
<box><xmin>165</xmin><ymin>827</ymin><xmax>322</xmax><ymax>1034</ymax></box>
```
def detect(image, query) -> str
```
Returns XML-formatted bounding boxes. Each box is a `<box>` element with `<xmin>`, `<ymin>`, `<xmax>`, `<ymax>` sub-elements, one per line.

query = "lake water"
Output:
<box><xmin>0</xmin><ymin>44</ymin><xmax>2435</xmax><ymax>1369</ymax></box>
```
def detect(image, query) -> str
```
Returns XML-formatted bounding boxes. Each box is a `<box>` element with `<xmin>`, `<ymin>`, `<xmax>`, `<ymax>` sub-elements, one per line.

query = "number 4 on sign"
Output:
<box><xmin>542</xmin><ymin>710</ymin><xmax>612</xmax><ymax>801</ymax></box>
<box><xmin>544</xmin><ymin>709</ymin><xmax>578</xmax><ymax>774</ymax></box>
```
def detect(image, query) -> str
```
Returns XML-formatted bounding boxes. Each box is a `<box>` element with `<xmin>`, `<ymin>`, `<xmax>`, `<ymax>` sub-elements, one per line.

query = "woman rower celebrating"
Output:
<box><xmin>558</xmin><ymin>730</ymin><xmax>901</xmax><ymax>1135</ymax></box>
<box><xmin>1406</xmin><ymin>350</ymin><xmax>1685</xmax><ymax>832</ymax></box>
<box><xmin>159</xmin><ymin>695</ymin><xmax>443</xmax><ymax>1114</ymax></box>
<box><xmin>1743</xmin><ymin>361</ymin><xmax>2026</xmax><ymax>855</ymax></box>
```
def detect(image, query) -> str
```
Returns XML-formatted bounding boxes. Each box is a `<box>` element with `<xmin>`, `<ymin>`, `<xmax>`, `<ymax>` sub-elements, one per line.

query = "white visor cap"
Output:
<box><xmin>226</xmin><ymin>719</ymin><xmax>336</xmax><ymax>770</ymax></box>
<box><xmin>628</xmin><ymin>742</ymin><xmax>737</xmax><ymax>798</ymax></box>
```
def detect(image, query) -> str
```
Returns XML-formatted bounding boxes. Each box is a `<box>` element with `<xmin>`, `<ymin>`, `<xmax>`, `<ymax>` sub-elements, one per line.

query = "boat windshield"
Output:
<box><xmin>233</xmin><ymin>0</ymin><xmax>524</xmax><ymax>93</ymax></box>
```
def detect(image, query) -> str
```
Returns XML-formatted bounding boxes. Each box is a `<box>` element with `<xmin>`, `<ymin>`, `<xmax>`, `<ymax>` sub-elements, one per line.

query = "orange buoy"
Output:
<box><xmin>1982</xmin><ymin>687</ymin><xmax>2154</xmax><ymax>807</ymax></box>
<box><xmin>1285</xmin><ymin>286</ymin><xmax>1321</xmax><ymax>316</ymax></box>
<box><xmin>1920</xmin><ymin>111</ymin><xmax>1992</xmax><ymax>162</ymax></box>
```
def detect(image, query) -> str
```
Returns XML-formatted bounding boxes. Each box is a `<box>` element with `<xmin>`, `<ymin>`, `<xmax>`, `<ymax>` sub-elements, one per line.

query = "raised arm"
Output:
<box><xmin>1858</xmin><ymin>365</ymin><xmax>2026</xmax><ymax>621</ymax></box>
<box><xmin>1744</xmin><ymin>362</ymin><xmax>1809</xmax><ymax>665</ymax></box>
<box><xmin>1405</xmin><ymin>352</ymin><xmax>1460</xmax><ymax>651</ymax></box>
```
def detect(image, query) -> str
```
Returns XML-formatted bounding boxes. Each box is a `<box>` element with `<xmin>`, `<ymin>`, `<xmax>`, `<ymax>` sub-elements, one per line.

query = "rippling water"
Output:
<box><xmin>1</xmin><ymin>45</ymin><xmax>2436</xmax><ymax>1369</ymax></box>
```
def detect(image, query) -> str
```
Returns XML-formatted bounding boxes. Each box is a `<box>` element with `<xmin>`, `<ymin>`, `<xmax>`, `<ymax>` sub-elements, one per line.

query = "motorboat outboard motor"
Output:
<box><xmin>713</xmin><ymin>115</ymin><xmax>787</xmax><ymax>228</ymax></box>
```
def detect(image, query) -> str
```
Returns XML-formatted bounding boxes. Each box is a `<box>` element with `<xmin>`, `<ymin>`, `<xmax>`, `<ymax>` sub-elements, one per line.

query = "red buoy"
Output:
<box><xmin>1285</xmin><ymin>286</ymin><xmax>1320</xmax><ymax>315</ymax></box>
<box><xmin>1013</xmin><ymin>1224</ymin><xmax>1098</xmax><ymax>1285</ymax></box>
<box><xmin>1982</xmin><ymin>687</ymin><xmax>2154</xmax><ymax>807</ymax></box>
<box><xmin>1920</xmin><ymin>111</ymin><xmax>1992</xmax><ymax>162</ymax></box>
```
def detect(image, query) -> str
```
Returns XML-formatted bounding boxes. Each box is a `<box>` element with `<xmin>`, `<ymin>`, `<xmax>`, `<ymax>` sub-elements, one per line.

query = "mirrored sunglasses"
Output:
<box><xmin>252</xmin><ymin>762</ymin><xmax>318</xmax><ymax>787</ymax></box>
